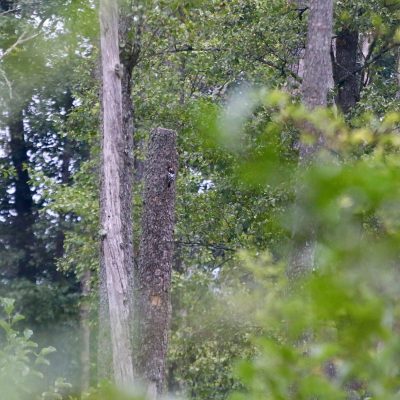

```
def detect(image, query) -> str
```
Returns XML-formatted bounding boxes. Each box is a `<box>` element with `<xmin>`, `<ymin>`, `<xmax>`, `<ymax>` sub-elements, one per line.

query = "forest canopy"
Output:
<box><xmin>0</xmin><ymin>0</ymin><xmax>400</xmax><ymax>399</ymax></box>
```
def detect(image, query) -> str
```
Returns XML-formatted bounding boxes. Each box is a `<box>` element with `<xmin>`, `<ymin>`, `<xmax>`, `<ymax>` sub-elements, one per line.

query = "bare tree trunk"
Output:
<box><xmin>97</xmin><ymin>51</ymin><xmax>114</xmax><ymax>382</ymax></box>
<box><xmin>97</xmin><ymin>5</ymin><xmax>140</xmax><ymax>382</ymax></box>
<box><xmin>137</xmin><ymin>128</ymin><xmax>178</xmax><ymax>399</ymax></box>
<box><xmin>289</xmin><ymin>0</ymin><xmax>333</xmax><ymax>279</ymax></box>
<box><xmin>99</xmin><ymin>0</ymin><xmax>134</xmax><ymax>386</ymax></box>
<box><xmin>333</xmin><ymin>29</ymin><xmax>360</xmax><ymax>114</ymax></box>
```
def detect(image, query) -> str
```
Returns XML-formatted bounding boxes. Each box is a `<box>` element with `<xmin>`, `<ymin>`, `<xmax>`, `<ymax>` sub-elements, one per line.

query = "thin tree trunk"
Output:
<box><xmin>137</xmin><ymin>128</ymin><xmax>178</xmax><ymax>398</ymax></box>
<box><xmin>289</xmin><ymin>0</ymin><xmax>333</xmax><ymax>279</ymax></box>
<box><xmin>8</xmin><ymin>107</ymin><xmax>37</xmax><ymax>281</ymax></box>
<box><xmin>53</xmin><ymin>93</ymin><xmax>74</xmax><ymax>282</ymax></box>
<box><xmin>99</xmin><ymin>0</ymin><xmax>134</xmax><ymax>386</ymax></box>
<box><xmin>333</xmin><ymin>29</ymin><xmax>360</xmax><ymax>114</ymax></box>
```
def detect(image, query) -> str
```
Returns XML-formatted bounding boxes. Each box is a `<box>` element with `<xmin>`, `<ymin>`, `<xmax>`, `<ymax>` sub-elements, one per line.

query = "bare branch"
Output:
<box><xmin>0</xmin><ymin>7</ymin><xmax>20</xmax><ymax>16</ymax></box>
<box><xmin>0</xmin><ymin>17</ymin><xmax>47</xmax><ymax>62</ymax></box>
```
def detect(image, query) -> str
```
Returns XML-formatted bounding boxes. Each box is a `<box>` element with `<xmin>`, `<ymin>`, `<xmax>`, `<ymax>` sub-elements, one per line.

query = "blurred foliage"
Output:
<box><xmin>0</xmin><ymin>297</ymin><xmax>74</xmax><ymax>400</ymax></box>
<box><xmin>0</xmin><ymin>0</ymin><xmax>400</xmax><ymax>399</ymax></box>
<box><xmin>0</xmin><ymin>280</ymin><xmax>81</xmax><ymax>389</ymax></box>
<box><xmin>218</xmin><ymin>91</ymin><xmax>400</xmax><ymax>399</ymax></box>
<box><xmin>230</xmin><ymin>164</ymin><xmax>400</xmax><ymax>398</ymax></box>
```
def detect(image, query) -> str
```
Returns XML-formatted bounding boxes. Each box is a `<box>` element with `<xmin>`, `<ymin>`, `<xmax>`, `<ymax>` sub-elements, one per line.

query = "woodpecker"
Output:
<box><xmin>167</xmin><ymin>167</ymin><xmax>175</xmax><ymax>187</ymax></box>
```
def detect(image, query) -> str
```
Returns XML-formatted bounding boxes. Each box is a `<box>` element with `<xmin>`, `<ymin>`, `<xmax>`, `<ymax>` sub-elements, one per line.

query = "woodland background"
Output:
<box><xmin>0</xmin><ymin>0</ymin><xmax>400</xmax><ymax>399</ymax></box>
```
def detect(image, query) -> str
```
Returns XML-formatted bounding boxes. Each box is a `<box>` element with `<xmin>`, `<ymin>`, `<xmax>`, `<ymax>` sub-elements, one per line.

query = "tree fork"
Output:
<box><xmin>137</xmin><ymin>128</ymin><xmax>178</xmax><ymax>398</ymax></box>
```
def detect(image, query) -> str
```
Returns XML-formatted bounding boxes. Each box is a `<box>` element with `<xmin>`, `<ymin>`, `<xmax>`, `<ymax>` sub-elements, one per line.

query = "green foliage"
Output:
<box><xmin>1</xmin><ymin>0</ymin><xmax>400</xmax><ymax>398</ymax></box>
<box><xmin>168</xmin><ymin>270</ymin><xmax>257</xmax><ymax>399</ymax></box>
<box><xmin>232</xmin><ymin>249</ymin><xmax>400</xmax><ymax>399</ymax></box>
<box><xmin>223</xmin><ymin>94</ymin><xmax>400</xmax><ymax>399</ymax></box>
<box><xmin>0</xmin><ymin>280</ymin><xmax>81</xmax><ymax>389</ymax></box>
<box><xmin>0</xmin><ymin>297</ymin><xmax>70</xmax><ymax>400</ymax></box>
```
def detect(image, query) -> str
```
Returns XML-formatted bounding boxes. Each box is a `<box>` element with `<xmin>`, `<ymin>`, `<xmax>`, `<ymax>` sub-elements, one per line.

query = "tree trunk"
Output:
<box><xmin>333</xmin><ymin>29</ymin><xmax>360</xmax><ymax>114</ymax></box>
<box><xmin>289</xmin><ymin>0</ymin><xmax>333</xmax><ymax>279</ymax></box>
<box><xmin>301</xmin><ymin>0</ymin><xmax>333</xmax><ymax>111</ymax></box>
<box><xmin>8</xmin><ymin>107</ymin><xmax>37</xmax><ymax>281</ymax></box>
<box><xmin>137</xmin><ymin>128</ymin><xmax>178</xmax><ymax>398</ymax></box>
<box><xmin>99</xmin><ymin>0</ymin><xmax>134</xmax><ymax>386</ymax></box>
<box><xmin>97</xmin><ymin>53</ymin><xmax>113</xmax><ymax>382</ymax></box>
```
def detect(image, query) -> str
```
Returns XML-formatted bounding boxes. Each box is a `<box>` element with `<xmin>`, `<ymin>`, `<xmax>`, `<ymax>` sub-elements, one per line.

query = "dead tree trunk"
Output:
<box><xmin>137</xmin><ymin>128</ymin><xmax>178</xmax><ymax>399</ymax></box>
<box><xmin>289</xmin><ymin>0</ymin><xmax>333</xmax><ymax>279</ymax></box>
<box><xmin>99</xmin><ymin>0</ymin><xmax>134</xmax><ymax>386</ymax></box>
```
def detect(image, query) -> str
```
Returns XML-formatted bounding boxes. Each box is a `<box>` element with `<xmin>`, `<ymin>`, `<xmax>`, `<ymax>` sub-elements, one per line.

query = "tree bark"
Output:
<box><xmin>289</xmin><ymin>0</ymin><xmax>333</xmax><ymax>279</ymax></box>
<box><xmin>137</xmin><ymin>128</ymin><xmax>178</xmax><ymax>398</ymax></box>
<box><xmin>301</xmin><ymin>0</ymin><xmax>333</xmax><ymax>111</ymax></box>
<box><xmin>97</xmin><ymin>52</ymin><xmax>113</xmax><ymax>382</ymax></box>
<box><xmin>99</xmin><ymin>0</ymin><xmax>134</xmax><ymax>386</ymax></box>
<box><xmin>333</xmin><ymin>29</ymin><xmax>360</xmax><ymax>114</ymax></box>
